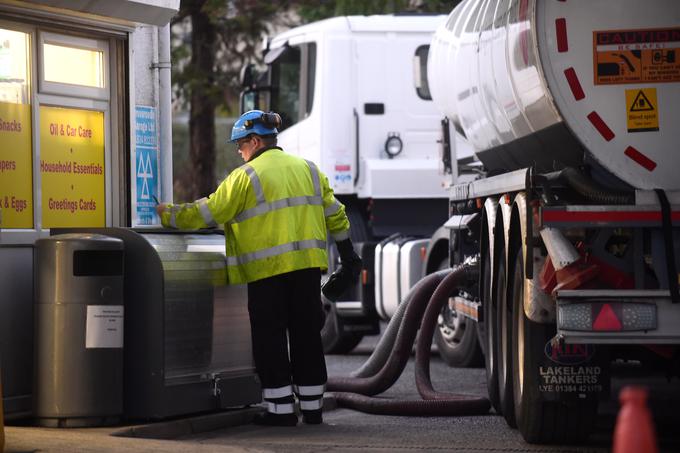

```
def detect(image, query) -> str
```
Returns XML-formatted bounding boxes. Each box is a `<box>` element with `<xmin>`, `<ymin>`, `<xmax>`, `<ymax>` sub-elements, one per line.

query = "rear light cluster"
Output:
<box><xmin>558</xmin><ymin>302</ymin><xmax>657</xmax><ymax>332</ymax></box>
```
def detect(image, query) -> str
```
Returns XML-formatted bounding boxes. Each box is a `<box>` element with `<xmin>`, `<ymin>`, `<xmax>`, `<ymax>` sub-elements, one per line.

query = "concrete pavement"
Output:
<box><xmin>3</xmin><ymin>396</ymin><xmax>339</xmax><ymax>453</ymax></box>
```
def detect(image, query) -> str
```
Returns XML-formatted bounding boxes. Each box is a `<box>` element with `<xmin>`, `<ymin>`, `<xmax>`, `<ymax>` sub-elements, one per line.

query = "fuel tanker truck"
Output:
<box><xmin>421</xmin><ymin>0</ymin><xmax>680</xmax><ymax>444</ymax></box>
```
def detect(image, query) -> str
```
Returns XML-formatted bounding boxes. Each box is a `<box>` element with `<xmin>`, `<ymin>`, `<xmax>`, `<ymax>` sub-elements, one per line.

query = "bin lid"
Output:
<box><xmin>36</xmin><ymin>233</ymin><xmax>124</xmax><ymax>251</ymax></box>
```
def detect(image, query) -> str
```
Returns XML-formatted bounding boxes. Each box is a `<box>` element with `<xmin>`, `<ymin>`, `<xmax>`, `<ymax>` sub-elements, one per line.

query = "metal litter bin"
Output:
<box><xmin>33</xmin><ymin>233</ymin><xmax>124</xmax><ymax>427</ymax></box>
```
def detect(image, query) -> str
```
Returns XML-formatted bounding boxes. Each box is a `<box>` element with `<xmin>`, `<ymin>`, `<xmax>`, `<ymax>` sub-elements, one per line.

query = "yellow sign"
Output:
<box><xmin>40</xmin><ymin>106</ymin><xmax>105</xmax><ymax>227</ymax></box>
<box><xmin>626</xmin><ymin>88</ymin><xmax>659</xmax><ymax>133</ymax></box>
<box><xmin>0</xmin><ymin>102</ymin><xmax>33</xmax><ymax>228</ymax></box>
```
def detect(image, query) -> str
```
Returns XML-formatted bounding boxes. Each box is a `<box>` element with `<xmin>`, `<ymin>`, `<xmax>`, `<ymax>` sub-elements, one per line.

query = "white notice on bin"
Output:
<box><xmin>86</xmin><ymin>305</ymin><xmax>124</xmax><ymax>348</ymax></box>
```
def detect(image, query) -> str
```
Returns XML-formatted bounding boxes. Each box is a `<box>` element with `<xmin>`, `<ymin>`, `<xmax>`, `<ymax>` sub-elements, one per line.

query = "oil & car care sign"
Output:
<box><xmin>40</xmin><ymin>106</ymin><xmax>105</xmax><ymax>227</ymax></box>
<box><xmin>594</xmin><ymin>27</ymin><xmax>680</xmax><ymax>85</ymax></box>
<box><xmin>0</xmin><ymin>101</ymin><xmax>32</xmax><ymax>228</ymax></box>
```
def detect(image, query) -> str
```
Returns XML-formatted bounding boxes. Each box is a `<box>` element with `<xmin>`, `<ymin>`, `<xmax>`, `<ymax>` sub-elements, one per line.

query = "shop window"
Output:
<box><xmin>0</xmin><ymin>27</ymin><xmax>33</xmax><ymax>228</ymax></box>
<box><xmin>39</xmin><ymin>32</ymin><xmax>108</xmax><ymax>100</ymax></box>
<box><xmin>43</xmin><ymin>43</ymin><xmax>104</xmax><ymax>88</ymax></box>
<box><xmin>0</xmin><ymin>28</ymin><xmax>30</xmax><ymax>103</ymax></box>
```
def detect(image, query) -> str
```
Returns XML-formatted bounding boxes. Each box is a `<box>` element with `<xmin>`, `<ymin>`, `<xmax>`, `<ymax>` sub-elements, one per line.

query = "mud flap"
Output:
<box><xmin>537</xmin><ymin>340</ymin><xmax>610</xmax><ymax>402</ymax></box>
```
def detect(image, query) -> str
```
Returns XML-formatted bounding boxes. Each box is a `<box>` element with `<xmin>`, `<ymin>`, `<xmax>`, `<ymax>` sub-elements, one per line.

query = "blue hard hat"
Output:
<box><xmin>230</xmin><ymin>110</ymin><xmax>280</xmax><ymax>142</ymax></box>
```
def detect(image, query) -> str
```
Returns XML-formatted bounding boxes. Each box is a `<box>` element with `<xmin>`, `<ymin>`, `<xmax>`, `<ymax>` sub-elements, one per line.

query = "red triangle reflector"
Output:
<box><xmin>593</xmin><ymin>304</ymin><xmax>622</xmax><ymax>331</ymax></box>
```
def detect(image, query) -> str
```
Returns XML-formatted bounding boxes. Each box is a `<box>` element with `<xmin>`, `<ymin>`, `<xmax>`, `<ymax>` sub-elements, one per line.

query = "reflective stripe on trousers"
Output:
<box><xmin>295</xmin><ymin>384</ymin><xmax>325</xmax><ymax>411</ymax></box>
<box><xmin>262</xmin><ymin>385</ymin><xmax>295</xmax><ymax>415</ymax></box>
<box><xmin>267</xmin><ymin>402</ymin><xmax>295</xmax><ymax>414</ymax></box>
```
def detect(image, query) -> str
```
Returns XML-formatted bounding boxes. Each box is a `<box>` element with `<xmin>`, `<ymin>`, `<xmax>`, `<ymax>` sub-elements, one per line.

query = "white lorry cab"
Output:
<box><xmin>240</xmin><ymin>14</ymin><xmax>469</xmax><ymax>353</ymax></box>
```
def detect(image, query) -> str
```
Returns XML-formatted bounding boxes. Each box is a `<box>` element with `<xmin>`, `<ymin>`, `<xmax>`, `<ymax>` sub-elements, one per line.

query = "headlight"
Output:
<box><xmin>384</xmin><ymin>134</ymin><xmax>403</xmax><ymax>158</ymax></box>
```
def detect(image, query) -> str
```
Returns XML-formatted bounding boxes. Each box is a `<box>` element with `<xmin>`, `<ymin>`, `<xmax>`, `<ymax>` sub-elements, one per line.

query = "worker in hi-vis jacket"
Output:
<box><xmin>156</xmin><ymin>110</ymin><xmax>362</xmax><ymax>426</ymax></box>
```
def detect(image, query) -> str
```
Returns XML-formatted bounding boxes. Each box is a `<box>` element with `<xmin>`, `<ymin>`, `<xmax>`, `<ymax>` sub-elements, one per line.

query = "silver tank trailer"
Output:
<box><xmin>428</xmin><ymin>0</ymin><xmax>680</xmax><ymax>190</ymax></box>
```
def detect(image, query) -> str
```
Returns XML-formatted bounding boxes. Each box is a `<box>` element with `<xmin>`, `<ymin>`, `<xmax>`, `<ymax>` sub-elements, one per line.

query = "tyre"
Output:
<box><xmin>481</xmin><ymin>249</ymin><xmax>502</xmax><ymax>413</ymax></box>
<box><xmin>320</xmin><ymin>201</ymin><xmax>370</xmax><ymax>354</ymax></box>
<box><xmin>510</xmin><ymin>248</ymin><xmax>598</xmax><ymax>444</ymax></box>
<box><xmin>433</xmin><ymin>259</ymin><xmax>484</xmax><ymax>368</ymax></box>
<box><xmin>320</xmin><ymin>300</ymin><xmax>364</xmax><ymax>354</ymax></box>
<box><xmin>496</xmin><ymin>246</ymin><xmax>516</xmax><ymax>427</ymax></box>
<box><xmin>434</xmin><ymin>306</ymin><xmax>484</xmax><ymax>368</ymax></box>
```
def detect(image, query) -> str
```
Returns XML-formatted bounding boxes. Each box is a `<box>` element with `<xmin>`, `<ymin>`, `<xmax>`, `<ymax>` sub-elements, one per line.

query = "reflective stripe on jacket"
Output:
<box><xmin>160</xmin><ymin>147</ymin><xmax>350</xmax><ymax>284</ymax></box>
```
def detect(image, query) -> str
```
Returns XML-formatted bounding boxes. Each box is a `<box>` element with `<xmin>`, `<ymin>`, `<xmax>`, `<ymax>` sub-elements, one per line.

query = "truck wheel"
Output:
<box><xmin>433</xmin><ymin>260</ymin><xmax>483</xmax><ymax>368</ymax></box>
<box><xmin>434</xmin><ymin>305</ymin><xmax>484</xmax><ymax>368</ymax></box>
<box><xmin>320</xmin><ymin>298</ymin><xmax>364</xmax><ymax>354</ymax></box>
<box><xmin>481</xmin><ymin>249</ymin><xmax>502</xmax><ymax>413</ymax></box>
<box><xmin>496</xmin><ymin>247</ymin><xmax>516</xmax><ymax>427</ymax></box>
<box><xmin>510</xmin><ymin>249</ymin><xmax>597</xmax><ymax>443</ymax></box>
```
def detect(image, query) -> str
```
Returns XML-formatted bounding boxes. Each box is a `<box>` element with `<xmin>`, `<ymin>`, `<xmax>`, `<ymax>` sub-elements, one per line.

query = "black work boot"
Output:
<box><xmin>302</xmin><ymin>409</ymin><xmax>322</xmax><ymax>425</ymax></box>
<box><xmin>253</xmin><ymin>412</ymin><xmax>298</xmax><ymax>427</ymax></box>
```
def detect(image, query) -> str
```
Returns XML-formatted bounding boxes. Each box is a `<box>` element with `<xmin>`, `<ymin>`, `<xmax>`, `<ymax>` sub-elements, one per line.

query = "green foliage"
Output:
<box><xmin>172</xmin><ymin>117</ymin><xmax>242</xmax><ymax>202</ymax></box>
<box><xmin>172</xmin><ymin>0</ymin><xmax>292</xmax><ymax>115</ymax></box>
<box><xmin>295</xmin><ymin>0</ymin><xmax>456</xmax><ymax>22</ymax></box>
<box><xmin>170</xmin><ymin>0</ymin><xmax>460</xmax><ymax>200</ymax></box>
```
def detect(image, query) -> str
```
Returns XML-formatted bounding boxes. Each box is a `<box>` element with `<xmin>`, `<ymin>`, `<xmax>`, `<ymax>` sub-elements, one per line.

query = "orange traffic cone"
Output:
<box><xmin>612</xmin><ymin>386</ymin><xmax>658</xmax><ymax>453</ymax></box>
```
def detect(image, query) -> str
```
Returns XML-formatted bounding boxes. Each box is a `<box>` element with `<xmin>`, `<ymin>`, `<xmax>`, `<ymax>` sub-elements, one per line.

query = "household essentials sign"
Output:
<box><xmin>40</xmin><ymin>106</ymin><xmax>105</xmax><ymax>227</ymax></box>
<box><xmin>0</xmin><ymin>101</ymin><xmax>32</xmax><ymax>228</ymax></box>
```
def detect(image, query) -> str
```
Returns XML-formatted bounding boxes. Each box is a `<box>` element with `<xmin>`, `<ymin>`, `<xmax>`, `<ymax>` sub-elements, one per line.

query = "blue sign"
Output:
<box><xmin>135</xmin><ymin>106</ymin><xmax>159</xmax><ymax>225</ymax></box>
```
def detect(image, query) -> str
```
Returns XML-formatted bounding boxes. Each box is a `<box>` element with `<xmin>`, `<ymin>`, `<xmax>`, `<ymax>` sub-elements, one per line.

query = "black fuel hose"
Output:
<box><xmin>415</xmin><ymin>265</ymin><xmax>487</xmax><ymax>406</ymax></box>
<box><xmin>350</xmin><ymin>269</ymin><xmax>450</xmax><ymax>378</ymax></box>
<box><xmin>327</xmin><ymin>270</ymin><xmax>447</xmax><ymax>395</ymax></box>
<box><xmin>330</xmin><ymin>391</ymin><xmax>489</xmax><ymax>416</ymax></box>
<box><xmin>329</xmin><ymin>264</ymin><xmax>491</xmax><ymax>416</ymax></box>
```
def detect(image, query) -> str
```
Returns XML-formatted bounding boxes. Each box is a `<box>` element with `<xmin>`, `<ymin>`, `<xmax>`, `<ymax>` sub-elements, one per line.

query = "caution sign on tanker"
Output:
<box><xmin>0</xmin><ymin>102</ymin><xmax>33</xmax><ymax>228</ymax></box>
<box><xmin>40</xmin><ymin>106</ymin><xmax>105</xmax><ymax>227</ymax></box>
<box><xmin>593</xmin><ymin>27</ymin><xmax>680</xmax><ymax>85</ymax></box>
<box><xmin>626</xmin><ymin>88</ymin><xmax>659</xmax><ymax>133</ymax></box>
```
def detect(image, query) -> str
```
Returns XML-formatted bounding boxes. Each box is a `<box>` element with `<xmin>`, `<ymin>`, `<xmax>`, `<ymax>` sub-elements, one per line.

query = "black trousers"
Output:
<box><xmin>247</xmin><ymin>268</ymin><xmax>327</xmax><ymax>400</ymax></box>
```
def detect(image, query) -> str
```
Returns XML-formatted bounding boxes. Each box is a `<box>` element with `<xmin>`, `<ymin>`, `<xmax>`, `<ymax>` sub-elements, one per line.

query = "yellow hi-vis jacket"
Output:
<box><xmin>160</xmin><ymin>147</ymin><xmax>350</xmax><ymax>284</ymax></box>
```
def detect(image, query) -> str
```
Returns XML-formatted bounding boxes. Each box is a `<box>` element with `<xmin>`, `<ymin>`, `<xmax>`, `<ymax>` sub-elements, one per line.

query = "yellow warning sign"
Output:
<box><xmin>594</xmin><ymin>27</ymin><xmax>680</xmax><ymax>85</ymax></box>
<box><xmin>626</xmin><ymin>88</ymin><xmax>659</xmax><ymax>133</ymax></box>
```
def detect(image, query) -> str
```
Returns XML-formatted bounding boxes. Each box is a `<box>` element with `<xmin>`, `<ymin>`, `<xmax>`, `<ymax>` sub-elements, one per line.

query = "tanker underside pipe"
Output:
<box><xmin>328</xmin><ymin>262</ymin><xmax>491</xmax><ymax>416</ymax></box>
<box><xmin>546</xmin><ymin>167</ymin><xmax>635</xmax><ymax>205</ymax></box>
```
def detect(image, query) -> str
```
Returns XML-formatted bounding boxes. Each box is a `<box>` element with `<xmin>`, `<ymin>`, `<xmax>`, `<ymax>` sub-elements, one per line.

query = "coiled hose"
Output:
<box><xmin>327</xmin><ymin>270</ymin><xmax>447</xmax><ymax>395</ymax></box>
<box><xmin>349</xmin><ymin>269</ymin><xmax>450</xmax><ymax>378</ymax></box>
<box><xmin>329</xmin><ymin>263</ymin><xmax>491</xmax><ymax>416</ymax></box>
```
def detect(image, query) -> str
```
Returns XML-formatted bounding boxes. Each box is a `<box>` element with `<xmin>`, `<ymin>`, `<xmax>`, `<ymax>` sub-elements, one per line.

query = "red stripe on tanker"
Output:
<box><xmin>624</xmin><ymin>146</ymin><xmax>657</xmax><ymax>171</ymax></box>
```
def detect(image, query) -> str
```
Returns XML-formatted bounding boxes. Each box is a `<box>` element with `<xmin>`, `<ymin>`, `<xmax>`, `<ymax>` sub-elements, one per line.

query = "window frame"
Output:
<box><xmin>0</xmin><ymin>21</ymin><xmax>121</xmax><ymax>245</ymax></box>
<box><xmin>268</xmin><ymin>44</ymin><xmax>301</xmax><ymax>132</ymax></box>
<box><xmin>301</xmin><ymin>42</ymin><xmax>316</xmax><ymax>118</ymax></box>
<box><xmin>267</xmin><ymin>41</ymin><xmax>317</xmax><ymax>131</ymax></box>
<box><xmin>38</xmin><ymin>31</ymin><xmax>109</xmax><ymax>101</ymax></box>
<box><xmin>414</xmin><ymin>44</ymin><xmax>432</xmax><ymax>101</ymax></box>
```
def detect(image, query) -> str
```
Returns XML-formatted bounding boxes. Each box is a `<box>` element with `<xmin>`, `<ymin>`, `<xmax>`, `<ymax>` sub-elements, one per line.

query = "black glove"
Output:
<box><xmin>322</xmin><ymin>239</ymin><xmax>362</xmax><ymax>301</ymax></box>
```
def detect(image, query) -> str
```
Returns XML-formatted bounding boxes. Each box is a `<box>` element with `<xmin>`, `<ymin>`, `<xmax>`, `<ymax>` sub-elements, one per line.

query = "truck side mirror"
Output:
<box><xmin>240</xmin><ymin>64</ymin><xmax>254</xmax><ymax>88</ymax></box>
<box><xmin>240</xmin><ymin>91</ymin><xmax>257</xmax><ymax>114</ymax></box>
